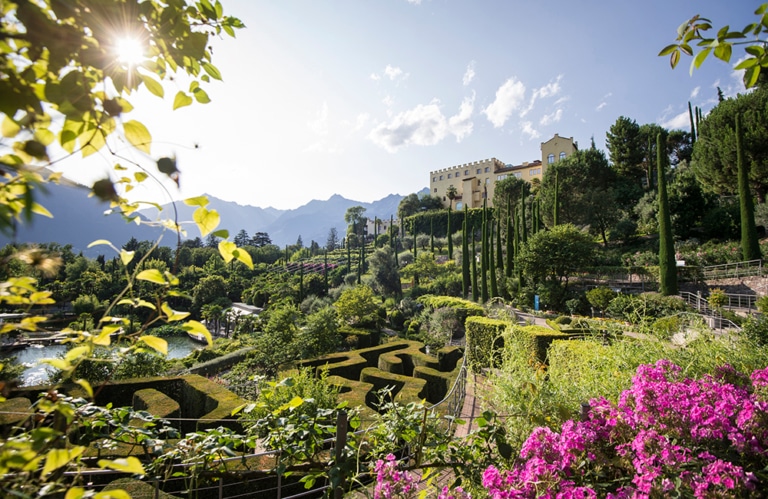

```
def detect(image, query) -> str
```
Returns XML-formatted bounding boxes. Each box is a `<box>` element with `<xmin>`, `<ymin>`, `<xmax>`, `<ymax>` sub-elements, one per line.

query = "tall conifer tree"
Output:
<box><xmin>737</xmin><ymin>114</ymin><xmax>762</xmax><ymax>261</ymax></box>
<box><xmin>657</xmin><ymin>132</ymin><xmax>678</xmax><ymax>296</ymax></box>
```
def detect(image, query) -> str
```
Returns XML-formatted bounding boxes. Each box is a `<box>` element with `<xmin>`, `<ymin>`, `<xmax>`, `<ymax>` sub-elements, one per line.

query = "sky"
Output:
<box><xmin>56</xmin><ymin>0</ymin><xmax>757</xmax><ymax>211</ymax></box>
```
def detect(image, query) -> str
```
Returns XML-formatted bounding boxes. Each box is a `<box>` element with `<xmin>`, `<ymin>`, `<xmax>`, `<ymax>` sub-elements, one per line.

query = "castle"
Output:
<box><xmin>428</xmin><ymin>133</ymin><xmax>577</xmax><ymax>209</ymax></box>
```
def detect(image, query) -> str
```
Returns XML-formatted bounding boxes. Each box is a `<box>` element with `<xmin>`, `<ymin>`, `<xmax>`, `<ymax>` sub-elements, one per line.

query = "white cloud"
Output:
<box><xmin>690</xmin><ymin>86</ymin><xmax>700</xmax><ymax>99</ymax></box>
<box><xmin>539</xmin><ymin>109</ymin><xmax>562</xmax><ymax>126</ymax></box>
<box><xmin>596</xmin><ymin>92</ymin><xmax>612</xmax><ymax>111</ymax></box>
<box><xmin>371</xmin><ymin>65</ymin><xmax>409</xmax><ymax>84</ymax></box>
<box><xmin>406</xmin><ymin>0</ymin><xmax>422</xmax><ymax>4</ymax></box>
<box><xmin>368</xmin><ymin>97</ymin><xmax>475</xmax><ymax>153</ymax></box>
<box><xmin>307</xmin><ymin>102</ymin><xmax>329</xmax><ymax>136</ymax></box>
<box><xmin>483</xmin><ymin>77</ymin><xmax>526</xmax><ymax>128</ymax></box>
<box><xmin>660</xmin><ymin>110</ymin><xmax>689</xmax><ymax>130</ymax></box>
<box><xmin>521</xmin><ymin>121</ymin><xmax>540</xmax><ymax>140</ymax></box>
<box><xmin>463</xmin><ymin>61</ymin><xmax>476</xmax><ymax>86</ymax></box>
<box><xmin>382</xmin><ymin>95</ymin><xmax>394</xmax><ymax>108</ymax></box>
<box><xmin>520</xmin><ymin>75</ymin><xmax>563</xmax><ymax>117</ymax></box>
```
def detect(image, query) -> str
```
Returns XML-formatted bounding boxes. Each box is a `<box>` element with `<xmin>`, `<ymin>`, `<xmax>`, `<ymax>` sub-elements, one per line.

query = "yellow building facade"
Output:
<box><xmin>428</xmin><ymin>133</ymin><xmax>577</xmax><ymax>209</ymax></box>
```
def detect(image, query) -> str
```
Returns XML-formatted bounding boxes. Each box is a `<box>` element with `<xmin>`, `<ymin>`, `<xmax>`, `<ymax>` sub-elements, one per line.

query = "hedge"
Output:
<box><xmin>465</xmin><ymin>316</ymin><xmax>510</xmax><ymax>370</ymax></box>
<box><xmin>339</xmin><ymin>326</ymin><xmax>381</xmax><ymax>349</ymax></box>
<box><xmin>132</xmin><ymin>388</ymin><xmax>180</xmax><ymax>421</ymax></box>
<box><xmin>184</xmin><ymin>346</ymin><xmax>257</xmax><ymax>377</ymax></box>
<box><xmin>360</xmin><ymin>367</ymin><xmax>427</xmax><ymax>407</ymax></box>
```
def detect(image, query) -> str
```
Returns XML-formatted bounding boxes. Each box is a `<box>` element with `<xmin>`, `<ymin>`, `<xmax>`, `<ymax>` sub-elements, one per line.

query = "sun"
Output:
<box><xmin>114</xmin><ymin>37</ymin><xmax>145</xmax><ymax>66</ymax></box>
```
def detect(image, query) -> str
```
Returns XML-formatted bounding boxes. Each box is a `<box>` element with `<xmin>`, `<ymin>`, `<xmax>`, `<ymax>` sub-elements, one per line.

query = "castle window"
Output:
<box><xmin>432</xmin><ymin>177</ymin><xmax>436</xmax><ymax>182</ymax></box>
<box><xmin>439</xmin><ymin>175</ymin><xmax>443</xmax><ymax>180</ymax></box>
<box><xmin>485</xmin><ymin>178</ymin><xmax>491</xmax><ymax>184</ymax></box>
<box><xmin>484</xmin><ymin>167</ymin><xmax>490</xmax><ymax>173</ymax></box>
<box><xmin>548</xmin><ymin>154</ymin><xmax>555</xmax><ymax>164</ymax></box>
<box><xmin>447</xmin><ymin>173</ymin><xmax>452</xmax><ymax>178</ymax></box>
<box><xmin>560</xmin><ymin>151</ymin><xmax>566</xmax><ymax>160</ymax></box>
<box><xmin>514</xmin><ymin>172</ymin><xmax>522</xmax><ymax>178</ymax></box>
<box><xmin>529</xmin><ymin>168</ymin><xmax>541</xmax><ymax>176</ymax></box>
<box><xmin>476</xmin><ymin>168</ymin><xmax>481</xmax><ymax>174</ymax></box>
<box><xmin>465</xmin><ymin>169</ymin><xmax>469</xmax><ymax>176</ymax></box>
<box><xmin>434</xmin><ymin>188</ymin><xmax>438</xmax><ymax>193</ymax></box>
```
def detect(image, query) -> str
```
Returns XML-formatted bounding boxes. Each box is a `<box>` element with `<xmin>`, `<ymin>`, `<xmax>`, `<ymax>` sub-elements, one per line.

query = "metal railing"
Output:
<box><xmin>678</xmin><ymin>292</ymin><xmax>742</xmax><ymax>331</ymax></box>
<box><xmin>701</xmin><ymin>259</ymin><xmax>764</xmax><ymax>280</ymax></box>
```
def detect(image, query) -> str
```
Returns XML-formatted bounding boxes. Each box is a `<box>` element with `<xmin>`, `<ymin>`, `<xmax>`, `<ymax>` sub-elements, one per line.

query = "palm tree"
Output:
<box><xmin>446</xmin><ymin>185</ymin><xmax>458</xmax><ymax>210</ymax></box>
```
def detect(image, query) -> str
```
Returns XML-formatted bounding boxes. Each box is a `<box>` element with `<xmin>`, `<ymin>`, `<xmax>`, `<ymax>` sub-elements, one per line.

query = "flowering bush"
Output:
<box><xmin>483</xmin><ymin>360</ymin><xmax>768</xmax><ymax>498</ymax></box>
<box><xmin>373</xmin><ymin>453</ymin><xmax>471</xmax><ymax>499</ymax></box>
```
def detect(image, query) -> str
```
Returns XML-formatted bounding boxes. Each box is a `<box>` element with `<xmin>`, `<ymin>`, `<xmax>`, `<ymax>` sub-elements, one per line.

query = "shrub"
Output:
<box><xmin>483</xmin><ymin>361</ymin><xmax>768</xmax><ymax>498</ymax></box>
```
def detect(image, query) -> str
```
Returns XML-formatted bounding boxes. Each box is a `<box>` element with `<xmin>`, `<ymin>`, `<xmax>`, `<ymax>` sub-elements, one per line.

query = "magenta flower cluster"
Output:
<box><xmin>482</xmin><ymin>360</ymin><xmax>768</xmax><ymax>498</ymax></box>
<box><xmin>373</xmin><ymin>453</ymin><xmax>471</xmax><ymax>499</ymax></box>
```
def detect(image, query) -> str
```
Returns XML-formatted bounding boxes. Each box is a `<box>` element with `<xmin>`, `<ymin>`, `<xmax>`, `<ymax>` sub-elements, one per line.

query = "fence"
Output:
<box><xmin>701</xmin><ymin>259</ymin><xmax>764</xmax><ymax>280</ymax></box>
<box><xmin>678</xmin><ymin>292</ymin><xmax>742</xmax><ymax>331</ymax></box>
<box><xmin>42</xmin><ymin>355</ymin><xmax>470</xmax><ymax>499</ymax></box>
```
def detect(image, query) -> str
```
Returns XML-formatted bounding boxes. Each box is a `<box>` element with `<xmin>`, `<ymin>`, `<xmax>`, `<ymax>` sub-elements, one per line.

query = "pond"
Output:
<box><xmin>0</xmin><ymin>335</ymin><xmax>204</xmax><ymax>386</ymax></box>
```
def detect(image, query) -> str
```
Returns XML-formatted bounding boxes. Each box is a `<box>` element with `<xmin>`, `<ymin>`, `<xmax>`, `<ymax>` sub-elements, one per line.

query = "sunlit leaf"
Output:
<box><xmin>182</xmin><ymin>320</ymin><xmax>212</xmax><ymax>346</ymax></box>
<box><xmin>74</xmin><ymin>379</ymin><xmax>94</xmax><ymax>399</ymax></box>
<box><xmin>184</xmin><ymin>195</ymin><xmax>209</xmax><ymax>207</ymax></box>
<box><xmin>88</xmin><ymin>239</ymin><xmax>116</xmax><ymax>250</ymax></box>
<box><xmin>97</xmin><ymin>456</ymin><xmax>146</xmax><ymax>475</ymax></box>
<box><xmin>123</xmin><ymin>120</ymin><xmax>152</xmax><ymax>154</ymax></box>
<box><xmin>192</xmin><ymin>87</ymin><xmax>210</xmax><ymax>104</ymax></box>
<box><xmin>65</xmin><ymin>346</ymin><xmax>90</xmax><ymax>362</ymax></box>
<box><xmin>233</xmin><ymin>248</ymin><xmax>254</xmax><ymax>270</ymax></box>
<box><xmin>42</xmin><ymin>447</ymin><xmax>85</xmax><ymax>477</ymax></box>
<box><xmin>2</xmin><ymin>116</ymin><xmax>20</xmax><ymax>137</ymax></box>
<box><xmin>139</xmin><ymin>335</ymin><xmax>167</xmax><ymax>356</ymax></box>
<box><xmin>745</xmin><ymin>65</ymin><xmax>761</xmax><ymax>88</ymax></box>
<box><xmin>193</xmin><ymin>207</ymin><xmax>220</xmax><ymax>237</ymax></box>
<box><xmin>136</xmin><ymin>268</ymin><xmax>166</xmax><ymax>285</ymax></box>
<box><xmin>218</xmin><ymin>240</ymin><xmax>236</xmax><ymax>263</ymax></box>
<box><xmin>287</xmin><ymin>396</ymin><xmax>303</xmax><ymax>408</ymax></box>
<box><xmin>162</xmin><ymin>302</ymin><xmax>190</xmax><ymax>322</ymax></box>
<box><xmin>65</xmin><ymin>486</ymin><xmax>86</xmax><ymax>499</ymax></box>
<box><xmin>139</xmin><ymin>73</ymin><xmax>164</xmax><ymax>98</ymax></box>
<box><xmin>692</xmin><ymin>47</ymin><xmax>712</xmax><ymax>72</ymax></box>
<box><xmin>93</xmin><ymin>328</ymin><xmax>112</xmax><ymax>347</ymax></box>
<box><xmin>31</xmin><ymin>203</ymin><xmax>53</xmax><ymax>218</ymax></box>
<box><xmin>120</xmin><ymin>250</ymin><xmax>135</xmax><ymax>266</ymax></box>
<box><xmin>134</xmin><ymin>172</ymin><xmax>148</xmax><ymax>182</ymax></box>
<box><xmin>202</xmin><ymin>62</ymin><xmax>222</xmax><ymax>80</ymax></box>
<box><xmin>173</xmin><ymin>91</ymin><xmax>193</xmax><ymax>110</ymax></box>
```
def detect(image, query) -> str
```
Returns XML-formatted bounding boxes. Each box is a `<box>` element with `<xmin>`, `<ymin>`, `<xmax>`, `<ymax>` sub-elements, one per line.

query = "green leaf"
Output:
<box><xmin>287</xmin><ymin>396</ymin><xmax>304</xmax><ymax>408</ymax></box>
<box><xmin>74</xmin><ymin>379</ymin><xmax>94</xmax><ymax>399</ymax></box>
<box><xmin>658</xmin><ymin>44</ymin><xmax>678</xmax><ymax>57</ymax></box>
<box><xmin>202</xmin><ymin>62</ymin><xmax>222</xmax><ymax>80</ymax></box>
<box><xmin>713</xmin><ymin>43</ymin><xmax>732</xmax><ymax>62</ymax></box>
<box><xmin>182</xmin><ymin>320</ymin><xmax>212</xmax><ymax>346</ymax></box>
<box><xmin>218</xmin><ymin>240</ymin><xmax>236</xmax><ymax>263</ymax></box>
<box><xmin>745</xmin><ymin>65</ymin><xmax>761</xmax><ymax>88</ymax></box>
<box><xmin>136</xmin><ymin>269</ymin><xmax>166</xmax><ymax>285</ymax></box>
<box><xmin>184</xmin><ymin>195</ymin><xmax>209</xmax><ymax>207</ymax></box>
<box><xmin>193</xmin><ymin>207</ymin><xmax>220</xmax><ymax>237</ymax></box>
<box><xmin>692</xmin><ymin>47</ymin><xmax>712</xmax><ymax>72</ymax></box>
<box><xmin>123</xmin><ymin>120</ymin><xmax>152</xmax><ymax>154</ymax></box>
<box><xmin>192</xmin><ymin>87</ymin><xmax>211</xmax><ymax>104</ymax></box>
<box><xmin>233</xmin><ymin>248</ymin><xmax>254</xmax><ymax>269</ymax></box>
<box><xmin>120</xmin><ymin>250</ymin><xmax>135</xmax><ymax>266</ymax></box>
<box><xmin>670</xmin><ymin>49</ymin><xmax>680</xmax><ymax>69</ymax></box>
<box><xmin>173</xmin><ymin>91</ymin><xmax>193</xmax><ymax>110</ymax></box>
<box><xmin>2</xmin><ymin>116</ymin><xmax>20</xmax><ymax>137</ymax></box>
<box><xmin>31</xmin><ymin>203</ymin><xmax>53</xmax><ymax>218</ymax></box>
<box><xmin>97</xmin><ymin>456</ymin><xmax>146</xmax><ymax>475</ymax></box>
<box><xmin>65</xmin><ymin>346</ymin><xmax>90</xmax><ymax>362</ymax></box>
<box><xmin>162</xmin><ymin>303</ymin><xmax>190</xmax><ymax>322</ymax></box>
<box><xmin>95</xmin><ymin>490</ymin><xmax>131</xmax><ymax>499</ymax></box>
<box><xmin>134</xmin><ymin>171</ymin><xmax>148</xmax><ymax>182</ymax></box>
<box><xmin>139</xmin><ymin>73</ymin><xmax>164</xmax><ymax>98</ymax></box>
<box><xmin>735</xmin><ymin>57</ymin><xmax>759</xmax><ymax>69</ymax></box>
<box><xmin>43</xmin><ymin>447</ymin><xmax>85</xmax><ymax>477</ymax></box>
<box><xmin>139</xmin><ymin>335</ymin><xmax>168</xmax><ymax>356</ymax></box>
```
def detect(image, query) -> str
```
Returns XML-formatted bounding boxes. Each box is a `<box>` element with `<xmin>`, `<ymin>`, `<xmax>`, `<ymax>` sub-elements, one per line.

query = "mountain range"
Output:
<box><xmin>0</xmin><ymin>179</ymin><xmax>412</xmax><ymax>255</ymax></box>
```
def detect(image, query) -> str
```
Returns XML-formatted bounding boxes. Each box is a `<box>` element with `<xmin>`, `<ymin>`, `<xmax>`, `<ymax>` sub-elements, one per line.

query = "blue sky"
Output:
<box><xmin>62</xmin><ymin>1</ymin><xmax>757</xmax><ymax>211</ymax></box>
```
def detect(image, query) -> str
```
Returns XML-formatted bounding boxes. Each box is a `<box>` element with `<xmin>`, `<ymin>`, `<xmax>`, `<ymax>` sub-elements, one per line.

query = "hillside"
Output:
<box><xmin>0</xmin><ymin>179</ymin><xmax>413</xmax><ymax>251</ymax></box>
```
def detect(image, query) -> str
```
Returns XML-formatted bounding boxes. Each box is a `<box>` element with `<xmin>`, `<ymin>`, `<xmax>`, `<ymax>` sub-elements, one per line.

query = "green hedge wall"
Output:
<box><xmin>360</xmin><ymin>367</ymin><xmax>427</xmax><ymax>407</ymax></box>
<box><xmin>465</xmin><ymin>316</ymin><xmax>510</xmax><ymax>370</ymax></box>
<box><xmin>132</xmin><ymin>388</ymin><xmax>180</xmax><ymax>421</ymax></box>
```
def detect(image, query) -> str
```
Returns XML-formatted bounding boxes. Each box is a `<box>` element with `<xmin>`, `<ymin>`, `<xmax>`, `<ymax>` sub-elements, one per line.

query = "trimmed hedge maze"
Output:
<box><xmin>297</xmin><ymin>340</ymin><xmax>464</xmax><ymax>412</ymax></box>
<box><xmin>0</xmin><ymin>374</ymin><xmax>246</xmax><ymax>436</ymax></box>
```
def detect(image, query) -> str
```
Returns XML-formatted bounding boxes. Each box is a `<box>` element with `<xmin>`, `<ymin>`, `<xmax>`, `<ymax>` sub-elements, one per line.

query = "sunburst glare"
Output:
<box><xmin>114</xmin><ymin>37</ymin><xmax>145</xmax><ymax>66</ymax></box>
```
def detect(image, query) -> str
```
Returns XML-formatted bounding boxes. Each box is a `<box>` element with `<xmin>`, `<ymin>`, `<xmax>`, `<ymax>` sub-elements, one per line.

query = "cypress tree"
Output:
<box><xmin>390</xmin><ymin>215</ymin><xmax>396</xmax><ymax>256</ymax></box>
<box><xmin>657</xmin><ymin>132</ymin><xmax>678</xmax><ymax>296</ymax></box>
<box><xmin>520</xmin><ymin>185</ymin><xmax>528</xmax><ymax>244</ymax></box>
<box><xmin>412</xmin><ymin>221</ymin><xmax>419</xmax><ymax>286</ymax></box>
<box><xmin>553</xmin><ymin>169</ymin><xmax>559</xmax><ymax>227</ymax></box>
<box><xmin>447</xmin><ymin>207</ymin><xmax>453</xmax><ymax>260</ymax></box>
<box><xmin>688</xmin><ymin>101</ymin><xmax>696</xmax><ymax>144</ymax></box>
<box><xmin>471</xmin><ymin>224</ymin><xmax>478</xmax><ymax>302</ymax></box>
<box><xmin>461</xmin><ymin>206</ymin><xmax>470</xmax><ymax>298</ymax></box>
<box><xmin>496</xmin><ymin>210</ymin><xmax>503</xmax><ymax>271</ymax></box>
<box><xmin>737</xmin><ymin>114</ymin><xmax>762</xmax><ymax>261</ymax></box>
<box><xmin>347</xmin><ymin>235</ymin><xmax>351</xmax><ymax>272</ymax></box>
<box><xmin>489</xmin><ymin>214</ymin><xmax>499</xmax><ymax>298</ymax></box>
<box><xmin>481</xmin><ymin>201</ymin><xmax>489</xmax><ymax>303</ymax></box>
<box><xmin>505</xmin><ymin>195</ymin><xmax>513</xmax><ymax>278</ymax></box>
